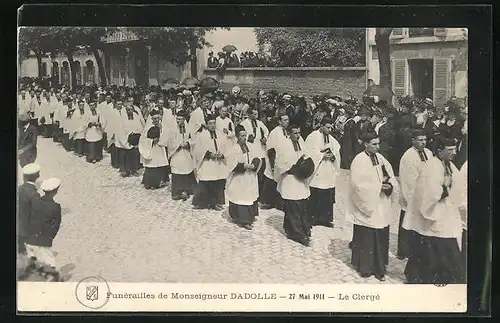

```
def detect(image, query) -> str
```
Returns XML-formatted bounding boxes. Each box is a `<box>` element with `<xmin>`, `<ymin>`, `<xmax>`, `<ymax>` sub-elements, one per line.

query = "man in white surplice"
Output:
<box><xmin>191</xmin><ymin>114</ymin><xmax>231</xmax><ymax>211</ymax></box>
<box><xmin>305</xmin><ymin>117</ymin><xmax>341</xmax><ymax>228</ymax></box>
<box><xmin>397</xmin><ymin>129</ymin><xmax>433</xmax><ymax>260</ymax></box>
<box><xmin>166</xmin><ymin>110</ymin><xmax>197</xmax><ymax>201</ymax></box>
<box><xmin>216</xmin><ymin>105</ymin><xmax>236</xmax><ymax>144</ymax></box>
<box><xmin>226</xmin><ymin>124</ymin><xmax>262</xmax><ymax>230</ymax></box>
<box><xmin>402</xmin><ymin>136</ymin><xmax>465</xmax><ymax>284</ymax></box>
<box><xmin>138</xmin><ymin>110</ymin><xmax>169</xmax><ymax>189</ymax></box>
<box><xmin>346</xmin><ymin>131</ymin><xmax>397</xmax><ymax>281</ymax></box>
<box><xmin>276</xmin><ymin>124</ymin><xmax>315</xmax><ymax>247</ymax></box>
<box><xmin>260</xmin><ymin>113</ymin><xmax>290</xmax><ymax>210</ymax></box>
<box><xmin>239</xmin><ymin>107</ymin><xmax>269</xmax><ymax>159</ymax></box>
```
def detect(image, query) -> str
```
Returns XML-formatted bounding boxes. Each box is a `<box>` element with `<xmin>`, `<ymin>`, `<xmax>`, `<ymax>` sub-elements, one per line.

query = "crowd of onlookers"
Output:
<box><xmin>207</xmin><ymin>50</ymin><xmax>274</xmax><ymax>69</ymax></box>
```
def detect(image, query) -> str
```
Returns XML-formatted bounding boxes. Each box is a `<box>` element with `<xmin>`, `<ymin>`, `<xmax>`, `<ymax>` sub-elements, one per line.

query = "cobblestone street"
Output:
<box><xmin>22</xmin><ymin>138</ymin><xmax>407</xmax><ymax>284</ymax></box>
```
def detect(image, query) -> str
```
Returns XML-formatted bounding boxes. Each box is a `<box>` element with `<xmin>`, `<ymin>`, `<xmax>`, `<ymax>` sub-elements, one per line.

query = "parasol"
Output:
<box><xmin>198</xmin><ymin>77</ymin><xmax>219</xmax><ymax>91</ymax></box>
<box><xmin>222</xmin><ymin>45</ymin><xmax>237</xmax><ymax>52</ymax></box>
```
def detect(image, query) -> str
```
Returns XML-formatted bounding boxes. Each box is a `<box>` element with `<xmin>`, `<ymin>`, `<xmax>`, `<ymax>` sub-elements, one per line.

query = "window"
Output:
<box><xmin>42</xmin><ymin>62</ymin><xmax>47</xmax><ymax>76</ymax></box>
<box><xmin>371</xmin><ymin>47</ymin><xmax>378</xmax><ymax>60</ymax></box>
<box><xmin>408</xmin><ymin>28</ymin><xmax>434</xmax><ymax>37</ymax></box>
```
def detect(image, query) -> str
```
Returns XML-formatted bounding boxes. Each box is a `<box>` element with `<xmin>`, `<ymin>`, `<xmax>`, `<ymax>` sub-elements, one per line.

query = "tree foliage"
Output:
<box><xmin>127</xmin><ymin>27</ymin><xmax>219</xmax><ymax>66</ymax></box>
<box><xmin>254</xmin><ymin>28</ymin><xmax>365</xmax><ymax>67</ymax></box>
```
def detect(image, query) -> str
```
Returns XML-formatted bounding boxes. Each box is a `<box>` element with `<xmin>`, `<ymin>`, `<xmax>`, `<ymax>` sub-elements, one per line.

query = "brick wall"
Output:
<box><xmin>203</xmin><ymin>67</ymin><xmax>367</xmax><ymax>99</ymax></box>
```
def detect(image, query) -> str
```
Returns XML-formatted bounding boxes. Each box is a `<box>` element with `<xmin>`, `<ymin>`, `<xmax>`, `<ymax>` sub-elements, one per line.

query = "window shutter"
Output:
<box><xmin>392</xmin><ymin>59</ymin><xmax>408</xmax><ymax>101</ymax></box>
<box><xmin>434</xmin><ymin>28</ymin><xmax>447</xmax><ymax>36</ymax></box>
<box><xmin>390</xmin><ymin>28</ymin><xmax>404</xmax><ymax>39</ymax></box>
<box><xmin>433</xmin><ymin>57</ymin><xmax>451</xmax><ymax>108</ymax></box>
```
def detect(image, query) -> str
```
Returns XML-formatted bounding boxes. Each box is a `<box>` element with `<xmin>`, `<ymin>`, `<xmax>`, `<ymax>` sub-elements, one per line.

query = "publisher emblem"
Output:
<box><xmin>75</xmin><ymin>276</ymin><xmax>110</xmax><ymax>309</ymax></box>
<box><xmin>86</xmin><ymin>285</ymin><xmax>99</xmax><ymax>301</ymax></box>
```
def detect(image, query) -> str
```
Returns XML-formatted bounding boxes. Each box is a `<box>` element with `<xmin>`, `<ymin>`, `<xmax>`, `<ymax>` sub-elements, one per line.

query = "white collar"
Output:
<box><xmin>25</xmin><ymin>181</ymin><xmax>37</xmax><ymax>187</ymax></box>
<box><xmin>23</xmin><ymin>123</ymin><xmax>29</xmax><ymax>131</ymax></box>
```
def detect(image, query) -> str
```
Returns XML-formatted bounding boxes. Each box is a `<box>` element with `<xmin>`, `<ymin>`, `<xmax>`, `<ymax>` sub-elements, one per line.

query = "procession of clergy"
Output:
<box><xmin>18</xmin><ymin>85</ymin><xmax>467</xmax><ymax>284</ymax></box>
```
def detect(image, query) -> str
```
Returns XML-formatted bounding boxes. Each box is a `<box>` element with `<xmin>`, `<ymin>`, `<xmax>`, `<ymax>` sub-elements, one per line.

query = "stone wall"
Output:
<box><xmin>203</xmin><ymin>67</ymin><xmax>367</xmax><ymax>99</ymax></box>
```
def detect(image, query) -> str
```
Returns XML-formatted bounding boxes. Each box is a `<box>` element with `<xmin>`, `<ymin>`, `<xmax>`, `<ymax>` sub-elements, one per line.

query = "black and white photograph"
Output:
<box><xmin>17</xmin><ymin>24</ymin><xmax>470</xmax><ymax>312</ymax></box>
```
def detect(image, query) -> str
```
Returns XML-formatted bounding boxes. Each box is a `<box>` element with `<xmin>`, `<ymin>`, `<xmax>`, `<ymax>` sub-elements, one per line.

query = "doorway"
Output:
<box><xmin>134</xmin><ymin>48</ymin><xmax>149</xmax><ymax>87</ymax></box>
<box><xmin>408</xmin><ymin>59</ymin><xmax>433</xmax><ymax>100</ymax></box>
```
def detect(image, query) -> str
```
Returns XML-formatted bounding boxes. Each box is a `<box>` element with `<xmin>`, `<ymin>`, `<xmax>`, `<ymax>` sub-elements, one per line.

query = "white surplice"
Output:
<box><xmin>161</xmin><ymin>108</ymin><xmax>177</xmax><ymax>131</ymax></box>
<box><xmin>39</xmin><ymin>98</ymin><xmax>53</xmax><ymax>125</ymax></box>
<box><xmin>187</xmin><ymin>107</ymin><xmax>210</xmax><ymax>138</ymax></box>
<box><xmin>215</xmin><ymin>116</ymin><xmax>235</xmax><ymax>144</ymax></box>
<box><xmin>71</xmin><ymin>108</ymin><xmax>90</xmax><ymax>140</ymax></box>
<box><xmin>166</xmin><ymin>122</ymin><xmax>194</xmax><ymax>175</ymax></box>
<box><xmin>345</xmin><ymin>151</ymin><xmax>398</xmax><ymax>229</ymax></box>
<box><xmin>226</xmin><ymin>143</ymin><xmax>262</xmax><ymax>205</ymax></box>
<box><xmin>85</xmin><ymin>109</ymin><xmax>104</xmax><ymax>143</ymax></box>
<box><xmin>402</xmin><ymin>157</ymin><xmax>463</xmax><ymax>243</ymax></box>
<box><xmin>138</xmin><ymin>124</ymin><xmax>169</xmax><ymax>168</ymax></box>
<box><xmin>114</xmin><ymin>110</ymin><xmax>145</xmax><ymax>149</ymax></box>
<box><xmin>305</xmin><ymin>130</ymin><xmax>341</xmax><ymax>189</ymax></box>
<box><xmin>239</xmin><ymin>118</ymin><xmax>269</xmax><ymax>158</ymax></box>
<box><xmin>264</xmin><ymin>125</ymin><xmax>289</xmax><ymax>181</ymax></box>
<box><xmin>398</xmin><ymin>146</ymin><xmax>433</xmax><ymax>211</ymax></box>
<box><xmin>276</xmin><ymin>137</ymin><xmax>311</xmax><ymax>200</ymax></box>
<box><xmin>192</xmin><ymin>129</ymin><xmax>231</xmax><ymax>181</ymax></box>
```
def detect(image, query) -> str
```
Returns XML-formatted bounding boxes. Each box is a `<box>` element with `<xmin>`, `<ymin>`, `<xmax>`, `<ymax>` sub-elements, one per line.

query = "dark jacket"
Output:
<box><xmin>26</xmin><ymin>195</ymin><xmax>62</xmax><ymax>247</ymax></box>
<box><xmin>18</xmin><ymin>182</ymin><xmax>41</xmax><ymax>238</ymax></box>
<box><xmin>18</xmin><ymin>124</ymin><xmax>38</xmax><ymax>167</ymax></box>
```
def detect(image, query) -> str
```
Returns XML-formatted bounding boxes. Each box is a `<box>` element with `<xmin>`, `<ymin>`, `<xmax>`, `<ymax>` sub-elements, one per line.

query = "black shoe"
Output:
<box><xmin>242</xmin><ymin>224</ymin><xmax>253</xmax><ymax>231</ymax></box>
<box><xmin>375</xmin><ymin>274</ymin><xmax>386</xmax><ymax>282</ymax></box>
<box><xmin>348</xmin><ymin>241</ymin><xmax>353</xmax><ymax>249</ymax></box>
<box><xmin>360</xmin><ymin>273</ymin><xmax>372</xmax><ymax>278</ymax></box>
<box><xmin>321</xmin><ymin>222</ymin><xmax>334</xmax><ymax>228</ymax></box>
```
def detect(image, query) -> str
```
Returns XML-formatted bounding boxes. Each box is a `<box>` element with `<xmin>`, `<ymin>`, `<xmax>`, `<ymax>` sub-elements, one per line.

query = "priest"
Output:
<box><xmin>346</xmin><ymin>131</ymin><xmax>398</xmax><ymax>281</ymax></box>
<box><xmin>191</xmin><ymin>114</ymin><xmax>230</xmax><ymax>211</ymax></box>
<box><xmin>276</xmin><ymin>123</ymin><xmax>315</xmax><ymax>247</ymax></box>
<box><xmin>226</xmin><ymin>124</ymin><xmax>263</xmax><ymax>230</ymax></box>
<box><xmin>72</xmin><ymin>100</ymin><xmax>89</xmax><ymax>157</ymax></box>
<box><xmin>188</xmin><ymin>93</ymin><xmax>213</xmax><ymax>137</ymax></box>
<box><xmin>259</xmin><ymin>113</ymin><xmax>290</xmax><ymax>210</ymax></box>
<box><xmin>61</xmin><ymin>99</ymin><xmax>75</xmax><ymax>152</ymax></box>
<box><xmin>216</xmin><ymin>105</ymin><xmax>236</xmax><ymax>144</ymax></box>
<box><xmin>166</xmin><ymin>110</ymin><xmax>197</xmax><ymax>200</ymax></box>
<box><xmin>84</xmin><ymin>101</ymin><xmax>104</xmax><ymax>163</ymax></box>
<box><xmin>115</xmin><ymin>100</ymin><xmax>145</xmax><ymax>177</ymax></box>
<box><xmin>239</xmin><ymin>107</ymin><xmax>269</xmax><ymax>159</ymax></box>
<box><xmin>402</xmin><ymin>136</ymin><xmax>465</xmax><ymax>284</ymax></box>
<box><xmin>397</xmin><ymin>129</ymin><xmax>433</xmax><ymax>260</ymax></box>
<box><xmin>305</xmin><ymin>117</ymin><xmax>341</xmax><ymax>228</ymax></box>
<box><xmin>139</xmin><ymin>110</ymin><xmax>169</xmax><ymax>189</ymax></box>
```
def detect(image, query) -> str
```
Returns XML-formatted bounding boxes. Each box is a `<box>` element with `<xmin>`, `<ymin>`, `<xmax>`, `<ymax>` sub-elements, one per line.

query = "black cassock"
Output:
<box><xmin>18</xmin><ymin>182</ymin><xmax>41</xmax><ymax>253</ymax></box>
<box><xmin>18</xmin><ymin>124</ymin><xmax>38</xmax><ymax>167</ymax></box>
<box><xmin>340</xmin><ymin>119</ymin><xmax>357</xmax><ymax>170</ymax></box>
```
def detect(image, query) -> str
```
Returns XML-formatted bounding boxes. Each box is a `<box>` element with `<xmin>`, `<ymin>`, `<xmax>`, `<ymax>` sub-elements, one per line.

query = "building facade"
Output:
<box><xmin>19</xmin><ymin>49</ymin><xmax>99</xmax><ymax>88</ymax></box>
<box><xmin>366</xmin><ymin>28</ymin><xmax>468</xmax><ymax>107</ymax></box>
<box><xmin>104</xmin><ymin>29</ymin><xmax>192</xmax><ymax>88</ymax></box>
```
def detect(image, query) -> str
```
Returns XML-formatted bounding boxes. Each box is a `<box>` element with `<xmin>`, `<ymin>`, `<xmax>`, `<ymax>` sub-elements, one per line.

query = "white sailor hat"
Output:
<box><xmin>22</xmin><ymin>163</ymin><xmax>41</xmax><ymax>175</ymax></box>
<box><xmin>40</xmin><ymin>177</ymin><xmax>61</xmax><ymax>192</ymax></box>
<box><xmin>283</xmin><ymin>94</ymin><xmax>292</xmax><ymax>100</ymax></box>
<box><xmin>231</xmin><ymin>86</ymin><xmax>241</xmax><ymax>95</ymax></box>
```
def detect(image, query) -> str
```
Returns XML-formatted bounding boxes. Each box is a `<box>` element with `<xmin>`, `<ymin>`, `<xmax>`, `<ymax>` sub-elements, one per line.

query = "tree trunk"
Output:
<box><xmin>91</xmin><ymin>47</ymin><xmax>107</xmax><ymax>87</ymax></box>
<box><xmin>67</xmin><ymin>49</ymin><xmax>76</xmax><ymax>90</ymax></box>
<box><xmin>189</xmin><ymin>42</ymin><xmax>198</xmax><ymax>78</ymax></box>
<box><xmin>35</xmin><ymin>51</ymin><xmax>43</xmax><ymax>81</ymax></box>
<box><xmin>375</xmin><ymin>28</ymin><xmax>392</xmax><ymax>87</ymax></box>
